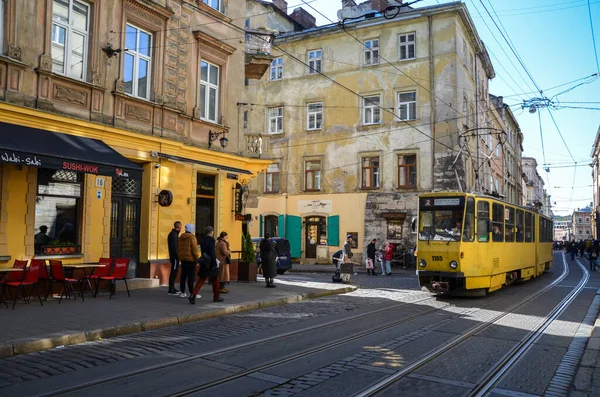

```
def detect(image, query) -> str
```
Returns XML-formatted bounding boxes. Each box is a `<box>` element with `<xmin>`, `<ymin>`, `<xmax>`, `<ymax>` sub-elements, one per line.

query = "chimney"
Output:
<box><xmin>272</xmin><ymin>0</ymin><xmax>288</xmax><ymax>14</ymax></box>
<box><xmin>342</xmin><ymin>0</ymin><xmax>356</xmax><ymax>8</ymax></box>
<box><xmin>290</xmin><ymin>7</ymin><xmax>316</xmax><ymax>29</ymax></box>
<box><xmin>371</xmin><ymin>0</ymin><xmax>389</xmax><ymax>11</ymax></box>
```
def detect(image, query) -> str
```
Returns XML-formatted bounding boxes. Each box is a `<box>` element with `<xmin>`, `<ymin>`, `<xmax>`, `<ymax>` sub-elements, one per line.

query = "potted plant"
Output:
<box><xmin>238</xmin><ymin>233</ymin><xmax>257</xmax><ymax>282</ymax></box>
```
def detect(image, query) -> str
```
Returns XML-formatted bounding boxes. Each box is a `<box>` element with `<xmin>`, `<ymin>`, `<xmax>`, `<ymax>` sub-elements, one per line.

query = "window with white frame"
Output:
<box><xmin>305</xmin><ymin>160</ymin><xmax>321</xmax><ymax>191</ymax></box>
<box><xmin>307</xmin><ymin>102</ymin><xmax>323</xmax><ymax>130</ymax></box>
<box><xmin>307</xmin><ymin>49</ymin><xmax>322</xmax><ymax>74</ymax></box>
<box><xmin>124</xmin><ymin>24</ymin><xmax>152</xmax><ymax>99</ymax></box>
<box><xmin>51</xmin><ymin>0</ymin><xmax>90</xmax><ymax>80</ymax></box>
<box><xmin>200</xmin><ymin>60</ymin><xmax>220</xmax><ymax>123</ymax></box>
<box><xmin>398</xmin><ymin>32</ymin><xmax>415</xmax><ymax>60</ymax></box>
<box><xmin>270</xmin><ymin>57</ymin><xmax>283</xmax><ymax>81</ymax></box>
<box><xmin>268</xmin><ymin>107</ymin><xmax>283</xmax><ymax>134</ymax></box>
<box><xmin>364</xmin><ymin>39</ymin><xmax>379</xmax><ymax>65</ymax></box>
<box><xmin>265</xmin><ymin>163</ymin><xmax>280</xmax><ymax>193</ymax></box>
<box><xmin>363</xmin><ymin>95</ymin><xmax>381</xmax><ymax>125</ymax></box>
<box><xmin>203</xmin><ymin>0</ymin><xmax>221</xmax><ymax>12</ymax></box>
<box><xmin>362</xmin><ymin>157</ymin><xmax>380</xmax><ymax>189</ymax></box>
<box><xmin>396</xmin><ymin>91</ymin><xmax>416</xmax><ymax>121</ymax></box>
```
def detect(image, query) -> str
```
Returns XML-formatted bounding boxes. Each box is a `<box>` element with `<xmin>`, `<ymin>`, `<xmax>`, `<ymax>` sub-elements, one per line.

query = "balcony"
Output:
<box><xmin>245</xmin><ymin>29</ymin><xmax>274</xmax><ymax>80</ymax></box>
<box><xmin>244</xmin><ymin>133</ymin><xmax>269</xmax><ymax>159</ymax></box>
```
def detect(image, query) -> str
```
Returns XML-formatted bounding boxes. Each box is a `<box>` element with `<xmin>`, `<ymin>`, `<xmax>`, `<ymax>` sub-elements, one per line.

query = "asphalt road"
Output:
<box><xmin>1</xmin><ymin>253</ymin><xmax>598</xmax><ymax>397</ymax></box>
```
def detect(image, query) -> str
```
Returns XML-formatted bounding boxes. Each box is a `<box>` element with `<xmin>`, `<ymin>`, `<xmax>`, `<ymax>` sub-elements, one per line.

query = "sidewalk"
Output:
<box><xmin>0</xmin><ymin>275</ymin><xmax>355</xmax><ymax>358</ymax></box>
<box><xmin>289</xmin><ymin>263</ymin><xmax>417</xmax><ymax>274</ymax></box>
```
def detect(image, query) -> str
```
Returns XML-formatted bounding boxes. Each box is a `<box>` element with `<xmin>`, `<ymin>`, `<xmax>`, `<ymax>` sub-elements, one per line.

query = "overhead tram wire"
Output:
<box><xmin>537</xmin><ymin>110</ymin><xmax>552</xmax><ymax>198</ymax></box>
<box><xmin>587</xmin><ymin>0</ymin><xmax>600</xmax><ymax>73</ymax></box>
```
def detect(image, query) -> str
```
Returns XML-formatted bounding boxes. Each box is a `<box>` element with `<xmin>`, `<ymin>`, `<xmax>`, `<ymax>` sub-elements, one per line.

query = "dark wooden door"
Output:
<box><xmin>110</xmin><ymin>196</ymin><xmax>141</xmax><ymax>278</ymax></box>
<box><xmin>305</xmin><ymin>217</ymin><xmax>324</xmax><ymax>259</ymax></box>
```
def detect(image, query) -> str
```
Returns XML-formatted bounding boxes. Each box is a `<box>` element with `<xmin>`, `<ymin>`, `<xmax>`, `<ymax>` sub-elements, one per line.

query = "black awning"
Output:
<box><xmin>0</xmin><ymin>122</ymin><xmax>143</xmax><ymax>179</ymax></box>
<box><xmin>157</xmin><ymin>153</ymin><xmax>253</xmax><ymax>175</ymax></box>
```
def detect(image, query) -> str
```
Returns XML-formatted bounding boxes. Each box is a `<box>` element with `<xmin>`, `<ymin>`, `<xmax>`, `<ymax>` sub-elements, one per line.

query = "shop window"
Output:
<box><xmin>516</xmin><ymin>209</ymin><xmax>524</xmax><ymax>242</ymax></box>
<box><xmin>398</xmin><ymin>154</ymin><xmax>417</xmax><ymax>188</ymax></box>
<box><xmin>362</xmin><ymin>95</ymin><xmax>381</xmax><ymax>125</ymax></box>
<box><xmin>462</xmin><ymin>197</ymin><xmax>474</xmax><ymax>242</ymax></box>
<box><xmin>52</xmin><ymin>0</ymin><xmax>90</xmax><ymax>80</ymax></box>
<box><xmin>200</xmin><ymin>60</ymin><xmax>220</xmax><ymax>122</ymax></box>
<box><xmin>361</xmin><ymin>157</ymin><xmax>380</xmax><ymax>189</ymax></box>
<box><xmin>477</xmin><ymin>200</ymin><xmax>489</xmax><ymax>242</ymax></box>
<box><xmin>364</xmin><ymin>38</ymin><xmax>379</xmax><ymax>65</ymax></box>
<box><xmin>35</xmin><ymin>169</ymin><xmax>82</xmax><ymax>254</ymax></box>
<box><xmin>264</xmin><ymin>215</ymin><xmax>278</xmax><ymax>237</ymax></box>
<box><xmin>124</xmin><ymin>24</ymin><xmax>152</xmax><ymax>99</ymax></box>
<box><xmin>265</xmin><ymin>163</ymin><xmax>280</xmax><ymax>193</ymax></box>
<box><xmin>387</xmin><ymin>219</ymin><xmax>404</xmax><ymax>240</ymax></box>
<box><xmin>491</xmin><ymin>203</ymin><xmax>504</xmax><ymax>242</ymax></box>
<box><xmin>505</xmin><ymin>206</ymin><xmax>514</xmax><ymax>242</ymax></box>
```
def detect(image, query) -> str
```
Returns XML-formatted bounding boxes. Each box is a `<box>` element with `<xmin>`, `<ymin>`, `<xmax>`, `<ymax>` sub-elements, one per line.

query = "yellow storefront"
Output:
<box><xmin>0</xmin><ymin>103</ymin><xmax>270</xmax><ymax>280</ymax></box>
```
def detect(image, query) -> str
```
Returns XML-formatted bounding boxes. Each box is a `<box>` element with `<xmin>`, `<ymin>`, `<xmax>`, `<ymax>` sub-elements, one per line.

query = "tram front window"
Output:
<box><xmin>418</xmin><ymin>197</ymin><xmax>465</xmax><ymax>242</ymax></box>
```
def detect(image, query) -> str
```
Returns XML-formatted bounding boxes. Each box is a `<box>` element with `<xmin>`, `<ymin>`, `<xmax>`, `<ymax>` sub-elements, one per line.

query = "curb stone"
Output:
<box><xmin>0</xmin><ymin>286</ymin><xmax>356</xmax><ymax>359</ymax></box>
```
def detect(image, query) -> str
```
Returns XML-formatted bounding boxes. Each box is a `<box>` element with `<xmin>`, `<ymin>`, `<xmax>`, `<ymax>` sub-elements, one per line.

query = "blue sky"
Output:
<box><xmin>279</xmin><ymin>0</ymin><xmax>600</xmax><ymax>216</ymax></box>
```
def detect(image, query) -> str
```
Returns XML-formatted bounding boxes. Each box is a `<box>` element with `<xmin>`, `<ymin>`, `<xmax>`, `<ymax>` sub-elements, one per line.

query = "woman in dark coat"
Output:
<box><xmin>189</xmin><ymin>226</ymin><xmax>223</xmax><ymax>304</ymax></box>
<box><xmin>260</xmin><ymin>234</ymin><xmax>277</xmax><ymax>288</ymax></box>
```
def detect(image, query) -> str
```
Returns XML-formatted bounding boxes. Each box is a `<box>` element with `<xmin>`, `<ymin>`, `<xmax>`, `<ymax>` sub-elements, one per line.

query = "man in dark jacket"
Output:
<box><xmin>167</xmin><ymin>221</ymin><xmax>182</xmax><ymax>295</ymax></box>
<box><xmin>190</xmin><ymin>226</ymin><xmax>223</xmax><ymax>304</ymax></box>
<box><xmin>260</xmin><ymin>234</ymin><xmax>277</xmax><ymax>288</ymax></box>
<box><xmin>366</xmin><ymin>238</ymin><xmax>377</xmax><ymax>276</ymax></box>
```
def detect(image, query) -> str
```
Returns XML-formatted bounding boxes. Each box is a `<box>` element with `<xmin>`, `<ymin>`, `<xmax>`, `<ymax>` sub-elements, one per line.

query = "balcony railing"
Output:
<box><xmin>244</xmin><ymin>134</ymin><xmax>268</xmax><ymax>158</ymax></box>
<box><xmin>245</xmin><ymin>30</ymin><xmax>273</xmax><ymax>55</ymax></box>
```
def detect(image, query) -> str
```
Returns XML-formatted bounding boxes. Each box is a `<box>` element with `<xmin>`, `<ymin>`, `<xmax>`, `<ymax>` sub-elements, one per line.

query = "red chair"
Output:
<box><xmin>49</xmin><ymin>260</ymin><xmax>83</xmax><ymax>303</ymax></box>
<box><xmin>34</xmin><ymin>259</ymin><xmax>53</xmax><ymax>301</ymax></box>
<box><xmin>96</xmin><ymin>258</ymin><xmax>130</xmax><ymax>299</ymax></box>
<box><xmin>1</xmin><ymin>261</ymin><xmax>44</xmax><ymax>309</ymax></box>
<box><xmin>0</xmin><ymin>260</ymin><xmax>27</xmax><ymax>308</ymax></box>
<box><xmin>86</xmin><ymin>258</ymin><xmax>113</xmax><ymax>297</ymax></box>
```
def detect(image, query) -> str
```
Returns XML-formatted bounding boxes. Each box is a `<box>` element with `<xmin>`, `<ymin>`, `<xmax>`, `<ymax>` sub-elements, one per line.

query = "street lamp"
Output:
<box><xmin>208</xmin><ymin>130</ymin><xmax>228</xmax><ymax>149</ymax></box>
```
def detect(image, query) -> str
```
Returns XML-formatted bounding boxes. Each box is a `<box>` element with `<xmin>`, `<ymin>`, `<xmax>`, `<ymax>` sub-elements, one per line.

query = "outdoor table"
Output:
<box><xmin>62</xmin><ymin>264</ymin><xmax>107</xmax><ymax>296</ymax></box>
<box><xmin>0</xmin><ymin>268</ymin><xmax>25</xmax><ymax>308</ymax></box>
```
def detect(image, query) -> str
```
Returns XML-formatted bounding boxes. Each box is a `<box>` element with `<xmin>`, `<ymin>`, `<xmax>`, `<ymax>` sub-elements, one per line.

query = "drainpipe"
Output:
<box><xmin>428</xmin><ymin>15</ymin><xmax>436</xmax><ymax>192</ymax></box>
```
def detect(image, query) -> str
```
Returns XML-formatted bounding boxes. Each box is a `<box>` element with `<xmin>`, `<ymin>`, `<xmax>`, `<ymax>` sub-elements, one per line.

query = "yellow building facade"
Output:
<box><xmin>245</xmin><ymin>2</ymin><xmax>494</xmax><ymax>262</ymax></box>
<box><xmin>0</xmin><ymin>0</ymin><xmax>270</xmax><ymax>277</ymax></box>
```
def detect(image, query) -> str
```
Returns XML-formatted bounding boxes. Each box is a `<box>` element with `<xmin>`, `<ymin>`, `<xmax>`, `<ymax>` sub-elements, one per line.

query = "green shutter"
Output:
<box><xmin>286</xmin><ymin>215</ymin><xmax>302</xmax><ymax>258</ymax></box>
<box><xmin>278</xmin><ymin>215</ymin><xmax>285</xmax><ymax>238</ymax></box>
<box><xmin>259</xmin><ymin>215</ymin><xmax>263</xmax><ymax>238</ymax></box>
<box><xmin>327</xmin><ymin>215</ymin><xmax>340</xmax><ymax>246</ymax></box>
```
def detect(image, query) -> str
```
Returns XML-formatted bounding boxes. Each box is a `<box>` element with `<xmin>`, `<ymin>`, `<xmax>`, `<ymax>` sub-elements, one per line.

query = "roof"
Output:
<box><xmin>249</xmin><ymin>0</ymin><xmax>304</xmax><ymax>32</ymax></box>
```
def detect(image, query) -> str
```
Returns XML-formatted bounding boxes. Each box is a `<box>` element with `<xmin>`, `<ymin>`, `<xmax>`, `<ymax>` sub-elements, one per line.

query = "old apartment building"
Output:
<box><xmin>0</xmin><ymin>0</ymin><xmax>270</xmax><ymax>278</ymax></box>
<box><xmin>244</xmin><ymin>0</ymin><xmax>499</xmax><ymax>261</ymax></box>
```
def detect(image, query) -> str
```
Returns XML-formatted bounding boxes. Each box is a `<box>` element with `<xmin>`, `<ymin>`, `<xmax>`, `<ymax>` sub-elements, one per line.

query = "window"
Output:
<box><xmin>203</xmin><ymin>0</ymin><xmax>221</xmax><ymax>11</ymax></box>
<box><xmin>200</xmin><ymin>60</ymin><xmax>220</xmax><ymax>122</ymax></box>
<box><xmin>52</xmin><ymin>0</ymin><xmax>90</xmax><ymax>80</ymax></box>
<box><xmin>305</xmin><ymin>160</ymin><xmax>321</xmax><ymax>191</ymax></box>
<box><xmin>525</xmin><ymin>212</ymin><xmax>533</xmax><ymax>242</ymax></box>
<box><xmin>35</xmin><ymin>169</ymin><xmax>82</xmax><ymax>255</ymax></box>
<box><xmin>477</xmin><ymin>200</ymin><xmax>489</xmax><ymax>242</ymax></box>
<box><xmin>124</xmin><ymin>24</ymin><xmax>152</xmax><ymax>99</ymax></box>
<box><xmin>307</xmin><ymin>102</ymin><xmax>323</xmax><ymax>130</ymax></box>
<box><xmin>463</xmin><ymin>197</ymin><xmax>475</xmax><ymax>242</ymax></box>
<box><xmin>363</xmin><ymin>96</ymin><xmax>381</xmax><ymax>125</ymax></box>
<box><xmin>397</xmin><ymin>91</ymin><xmax>416</xmax><ymax>121</ymax></box>
<box><xmin>265</xmin><ymin>164</ymin><xmax>280</xmax><ymax>193</ymax></box>
<box><xmin>398</xmin><ymin>154</ymin><xmax>417</xmax><ymax>188</ymax></box>
<box><xmin>516</xmin><ymin>209</ymin><xmax>524</xmax><ymax>242</ymax></box>
<box><xmin>491</xmin><ymin>203</ymin><xmax>504</xmax><ymax>242</ymax></box>
<box><xmin>270</xmin><ymin>57</ymin><xmax>283</xmax><ymax>81</ymax></box>
<box><xmin>268</xmin><ymin>107</ymin><xmax>283</xmax><ymax>134</ymax></box>
<box><xmin>307</xmin><ymin>49</ymin><xmax>322</xmax><ymax>74</ymax></box>
<box><xmin>505</xmin><ymin>207</ymin><xmax>514</xmax><ymax>242</ymax></box>
<box><xmin>361</xmin><ymin>157</ymin><xmax>380</xmax><ymax>189</ymax></box>
<box><xmin>398</xmin><ymin>32</ymin><xmax>415</xmax><ymax>60</ymax></box>
<box><xmin>364</xmin><ymin>39</ymin><xmax>379</xmax><ymax>65</ymax></box>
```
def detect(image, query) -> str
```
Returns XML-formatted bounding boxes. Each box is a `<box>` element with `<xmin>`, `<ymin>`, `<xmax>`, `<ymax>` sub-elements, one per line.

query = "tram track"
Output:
<box><xmin>353</xmin><ymin>252</ymin><xmax>585</xmax><ymax>397</ymax></box>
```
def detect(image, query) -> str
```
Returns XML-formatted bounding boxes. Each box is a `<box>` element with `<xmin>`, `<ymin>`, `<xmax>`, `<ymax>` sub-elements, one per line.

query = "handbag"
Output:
<box><xmin>365</xmin><ymin>258</ymin><xmax>374</xmax><ymax>269</ymax></box>
<box><xmin>199</xmin><ymin>252</ymin><xmax>211</xmax><ymax>266</ymax></box>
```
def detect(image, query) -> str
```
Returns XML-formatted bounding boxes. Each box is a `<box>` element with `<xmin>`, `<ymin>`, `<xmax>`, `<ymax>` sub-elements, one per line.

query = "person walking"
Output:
<box><xmin>569</xmin><ymin>239</ymin><xmax>577</xmax><ymax>261</ymax></box>
<box><xmin>189</xmin><ymin>226</ymin><xmax>223</xmax><ymax>304</ymax></box>
<box><xmin>589</xmin><ymin>240</ymin><xmax>599</xmax><ymax>271</ymax></box>
<box><xmin>579</xmin><ymin>240</ymin><xmax>585</xmax><ymax>258</ymax></box>
<box><xmin>382</xmin><ymin>241</ymin><xmax>393</xmax><ymax>276</ymax></box>
<box><xmin>366</xmin><ymin>238</ymin><xmax>377</xmax><ymax>276</ymax></box>
<box><xmin>260</xmin><ymin>234</ymin><xmax>277</xmax><ymax>288</ymax></box>
<box><xmin>167</xmin><ymin>221</ymin><xmax>182</xmax><ymax>295</ymax></box>
<box><xmin>177</xmin><ymin>224</ymin><xmax>200</xmax><ymax>299</ymax></box>
<box><xmin>217</xmin><ymin>232</ymin><xmax>231</xmax><ymax>294</ymax></box>
<box><xmin>340</xmin><ymin>235</ymin><xmax>354</xmax><ymax>284</ymax></box>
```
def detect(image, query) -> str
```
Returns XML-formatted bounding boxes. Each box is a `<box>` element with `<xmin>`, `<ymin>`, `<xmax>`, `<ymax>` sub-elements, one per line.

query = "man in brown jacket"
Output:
<box><xmin>178</xmin><ymin>224</ymin><xmax>200</xmax><ymax>299</ymax></box>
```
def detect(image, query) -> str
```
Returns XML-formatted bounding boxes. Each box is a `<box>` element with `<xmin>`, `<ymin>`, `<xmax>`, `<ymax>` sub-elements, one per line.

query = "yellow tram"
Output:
<box><xmin>416</xmin><ymin>192</ymin><xmax>553</xmax><ymax>295</ymax></box>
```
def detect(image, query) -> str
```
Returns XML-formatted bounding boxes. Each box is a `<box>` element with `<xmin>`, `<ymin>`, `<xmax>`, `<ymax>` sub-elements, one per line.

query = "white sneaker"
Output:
<box><xmin>196</xmin><ymin>294</ymin><xmax>201</xmax><ymax>298</ymax></box>
<box><xmin>179</xmin><ymin>292</ymin><xmax>188</xmax><ymax>298</ymax></box>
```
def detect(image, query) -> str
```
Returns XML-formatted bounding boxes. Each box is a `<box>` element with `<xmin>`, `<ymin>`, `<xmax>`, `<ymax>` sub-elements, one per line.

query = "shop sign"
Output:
<box><xmin>1</xmin><ymin>151</ymin><xmax>42</xmax><ymax>166</ymax></box>
<box><xmin>158</xmin><ymin>190</ymin><xmax>173</xmax><ymax>207</ymax></box>
<box><xmin>299</xmin><ymin>199</ymin><xmax>333</xmax><ymax>213</ymax></box>
<box><xmin>234</xmin><ymin>183</ymin><xmax>244</xmax><ymax>215</ymax></box>
<box><xmin>235</xmin><ymin>214</ymin><xmax>252</xmax><ymax>222</ymax></box>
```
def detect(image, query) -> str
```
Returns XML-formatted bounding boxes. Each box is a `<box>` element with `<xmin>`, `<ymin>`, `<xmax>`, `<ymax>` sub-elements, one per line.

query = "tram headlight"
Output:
<box><xmin>449</xmin><ymin>260</ymin><xmax>459</xmax><ymax>269</ymax></box>
<box><xmin>419</xmin><ymin>259</ymin><xmax>427</xmax><ymax>268</ymax></box>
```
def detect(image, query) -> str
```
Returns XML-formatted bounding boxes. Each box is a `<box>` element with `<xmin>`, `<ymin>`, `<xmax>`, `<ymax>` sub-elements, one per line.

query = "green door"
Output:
<box><xmin>286</xmin><ymin>215</ymin><xmax>302</xmax><ymax>258</ymax></box>
<box><xmin>327</xmin><ymin>215</ymin><xmax>340</xmax><ymax>247</ymax></box>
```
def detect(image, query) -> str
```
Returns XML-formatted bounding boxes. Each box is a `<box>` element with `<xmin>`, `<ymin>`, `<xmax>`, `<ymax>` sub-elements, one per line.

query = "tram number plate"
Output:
<box><xmin>431</xmin><ymin>256</ymin><xmax>443</xmax><ymax>261</ymax></box>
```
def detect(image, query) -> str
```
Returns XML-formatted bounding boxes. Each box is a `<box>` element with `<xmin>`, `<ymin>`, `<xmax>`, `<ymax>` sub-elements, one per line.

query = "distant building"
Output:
<box><xmin>591</xmin><ymin>125</ymin><xmax>600</xmax><ymax>238</ymax></box>
<box><xmin>572</xmin><ymin>207</ymin><xmax>592</xmax><ymax>241</ymax></box>
<box><xmin>553</xmin><ymin>216</ymin><xmax>571</xmax><ymax>241</ymax></box>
